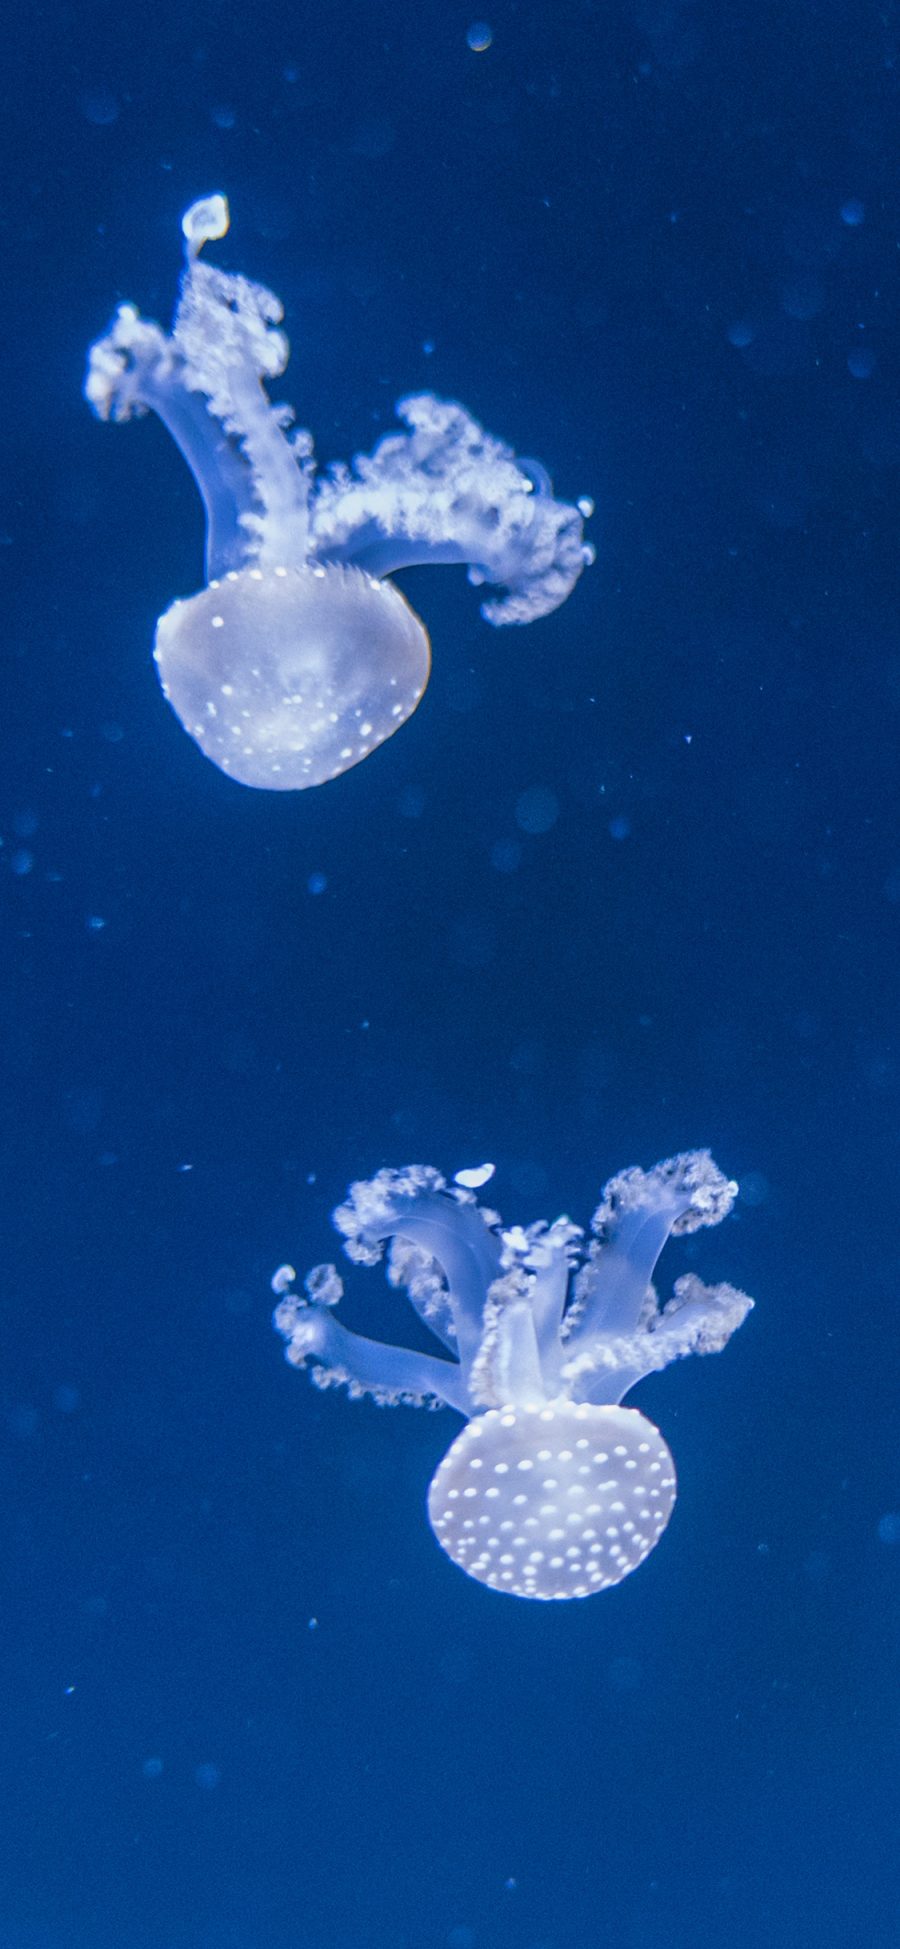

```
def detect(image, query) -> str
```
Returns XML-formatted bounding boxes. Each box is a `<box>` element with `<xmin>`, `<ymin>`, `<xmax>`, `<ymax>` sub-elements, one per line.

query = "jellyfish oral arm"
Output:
<box><xmin>85</xmin><ymin>307</ymin><xmax>261</xmax><ymax>577</ymax></box>
<box><xmin>310</xmin><ymin>494</ymin><xmax>587</xmax><ymax>625</ymax></box>
<box><xmin>85</xmin><ymin>203</ymin><xmax>312</xmax><ymax>580</ymax></box>
<box><xmin>273</xmin><ymin>1293</ymin><xmax>468</xmax><ymax>1412</ymax></box>
<box><xmin>336</xmin><ymin>1180</ymin><xmax>504</xmax><ymax>1380</ymax></box>
<box><xmin>566</xmin><ymin>1151</ymin><xmax>741</xmax><ymax>1343</ymax></box>
<box><xmin>310</xmin><ymin>393</ymin><xmax>593</xmax><ymax>625</ymax></box>
<box><xmin>522</xmin><ymin>1247</ymin><xmax>571</xmax><ymax>1373</ymax></box>
<box><xmin>469</xmin><ymin>1289</ymin><xmax>548</xmax><ymax>1409</ymax></box>
<box><xmin>146</xmin><ymin>379</ymin><xmax>261</xmax><ymax>579</ymax></box>
<box><xmin>562</xmin><ymin>1275</ymin><xmax>755</xmax><ymax>1407</ymax></box>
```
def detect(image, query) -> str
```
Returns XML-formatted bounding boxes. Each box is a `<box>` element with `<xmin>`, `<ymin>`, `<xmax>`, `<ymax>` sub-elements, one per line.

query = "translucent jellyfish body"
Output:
<box><xmin>273</xmin><ymin>1153</ymin><xmax>753</xmax><ymax>1600</ymax></box>
<box><xmin>85</xmin><ymin>195</ymin><xmax>593</xmax><ymax>790</ymax></box>
<box><xmin>154</xmin><ymin>565</ymin><xmax>429</xmax><ymax>790</ymax></box>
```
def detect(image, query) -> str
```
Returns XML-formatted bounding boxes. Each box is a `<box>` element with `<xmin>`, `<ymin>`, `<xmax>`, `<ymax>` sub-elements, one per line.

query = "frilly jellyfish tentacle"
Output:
<box><xmin>561</xmin><ymin>1275</ymin><xmax>754</xmax><ymax>1407</ymax></box>
<box><xmin>86</xmin><ymin>306</ymin><xmax>262</xmax><ymax>578</ymax></box>
<box><xmin>520</xmin><ymin>1244</ymin><xmax>572</xmax><ymax>1376</ymax></box>
<box><xmin>309</xmin><ymin>395</ymin><xmax>594</xmax><ymax>624</ymax></box>
<box><xmin>176</xmin><ymin>263</ymin><xmax>314</xmax><ymax>576</ymax></box>
<box><xmin>273</xmin><ymin>1153</ymin><xmax>754</xmax><ymax>1599</ymax></box>
<box><xmin>565</xmin><ymin>1150</ymin><xmax>739</xmax><ymax>1343</ymax></box>
<box><xmin>272</xmin><ymin>1290</ymin><xmax>467</xmax><ymax>1412</ymax></box>
<box><xmin>85</xmin><ymin>197</ymin><xmax>592</xmax><ymax>790</ymax></box>
<box><xmin>333</xmin><ymin>1170</ymin><xmax>504</xmax><ymax>1385</ymax></box>
<box><xmin>86</xmin><ymin>198</ymin><xmax>312</xmax><ymax>580</ymax></box>
<box><xmin>490</xmin><ymin>1297</ymin><xmax>545</xmax><ymax>1403</ymax></box>
<box><xmin>467</xmin><ymin>1277</ymin><xmax>548</xmax><ymax>1409</ymax></box>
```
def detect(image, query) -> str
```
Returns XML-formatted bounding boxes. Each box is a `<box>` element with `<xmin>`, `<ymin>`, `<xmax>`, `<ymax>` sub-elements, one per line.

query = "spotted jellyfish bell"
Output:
<box><xmin>154</xmin><ymin>559</ymin><xmax>431</xmax><ymax>792</ymax></box>
<box><xmin>427</xmin><ymin>1399</ymin><xmax>676</xmax><ymax>1600</ymax></box>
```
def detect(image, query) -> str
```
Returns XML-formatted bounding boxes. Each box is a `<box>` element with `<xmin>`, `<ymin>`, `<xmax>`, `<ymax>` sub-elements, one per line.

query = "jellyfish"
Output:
<box><xmin>273</xmin><ymin>1152</ymin><xmax>753</xmax><ymax>1600</ymax></box>
<box><xmin>85</xmin><ymin>195</ymin><xmax>593</xmax><ymax>790</ymax></box>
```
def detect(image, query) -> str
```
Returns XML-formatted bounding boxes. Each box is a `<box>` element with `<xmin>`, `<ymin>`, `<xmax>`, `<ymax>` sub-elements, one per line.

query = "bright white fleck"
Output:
<box><xmin>454</xmin><ymin>1162</ymin><xmax>495</xmax><ymax>1189</ymax></box>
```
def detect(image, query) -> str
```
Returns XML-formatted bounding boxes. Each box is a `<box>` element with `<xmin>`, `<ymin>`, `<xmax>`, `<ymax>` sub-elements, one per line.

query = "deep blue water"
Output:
<box><xmin>3</xmin><ymin>2</ymin><xmax>900</xmax><ymax>1944</ymax></box>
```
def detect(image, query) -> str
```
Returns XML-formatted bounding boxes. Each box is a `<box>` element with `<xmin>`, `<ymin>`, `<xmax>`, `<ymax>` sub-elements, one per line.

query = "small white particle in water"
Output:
<box><xmin>454</xmin><ymin>1162</ymin><xmax>495</xmax><ymax>1189</ymax></box>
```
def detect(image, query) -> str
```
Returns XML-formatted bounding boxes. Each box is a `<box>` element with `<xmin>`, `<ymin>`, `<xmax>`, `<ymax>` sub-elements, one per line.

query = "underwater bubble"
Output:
<box><xmin>80</xmin><ymin>87</ymin><xmax>120</xmax><ymax>126</ymax></box>
<box><xmin>779</xmin><ymin>274</ymin><xmax>825</xmax><ymax>321</ymax></box>
<box><xmin>847</xmin><ymin>346</ymin><xmax>876</xmax><ymax>379</ymax></box>
<box><xmin>491</xmin><ymin>838</ymin><xmax>522</xmax><ymax>873</ymax></box>
<box><xmin>515</xmin><ymin>786</ymin><xmax>559</xmax><ymax>835</ymax></box>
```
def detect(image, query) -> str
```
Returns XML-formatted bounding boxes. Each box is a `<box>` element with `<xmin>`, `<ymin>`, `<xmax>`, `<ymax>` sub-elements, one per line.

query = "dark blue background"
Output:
<box><xmin>3</xmin><ymin>2</ymin><xmax>900</xmax><ymax>1944</ymax></box>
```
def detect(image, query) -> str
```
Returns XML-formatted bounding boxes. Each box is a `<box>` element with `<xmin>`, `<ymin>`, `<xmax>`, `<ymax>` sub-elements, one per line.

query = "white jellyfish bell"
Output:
<box><xmin>273</xmin><ymin>1154</ymin><xmax>754</xmax><ymax>1600</ymax></box>
<box><xmin>85</xmin><ymin>195</ymin><xmax>594</xmax><ymax>790</ymax></box>
<box><xmin>427</xmin><ymin>1399</ymin><xmax>677</xmax><ymax>1598</ymax></box>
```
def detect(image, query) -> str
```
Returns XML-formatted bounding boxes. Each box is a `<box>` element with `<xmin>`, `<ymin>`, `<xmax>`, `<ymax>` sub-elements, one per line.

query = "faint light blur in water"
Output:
<box><xmin>466</xmin><ymin>21</ymin><xmax>492</xmax><ymax>51</ymax></box>
<box><xmin>847</xmin><ymin>346</ymin><xmax>876</xmax><ymax>379</ymax></box>
<box><xmin>515</xmin><ymin>786</ymin><xmax>559</xmax><ymax>834</ymax></box>
<box><xmin>80</xmin><ymin>87</ymin><xmax>119</xmax><ymax>125</ymax></box>
<box><xmin>490</xmin><ymin>837</ymin><xmax>522</xmax><ymax>873</ymax></box>
<box><xmin>779</xmin><ymin>273</ymin><xmax>825</xmax><ymax>321</ymax></box>
<box><xmin>738</xmin><ymin>1171</ymin><xmax>770</xmax><ymax>1207</ymax></box>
